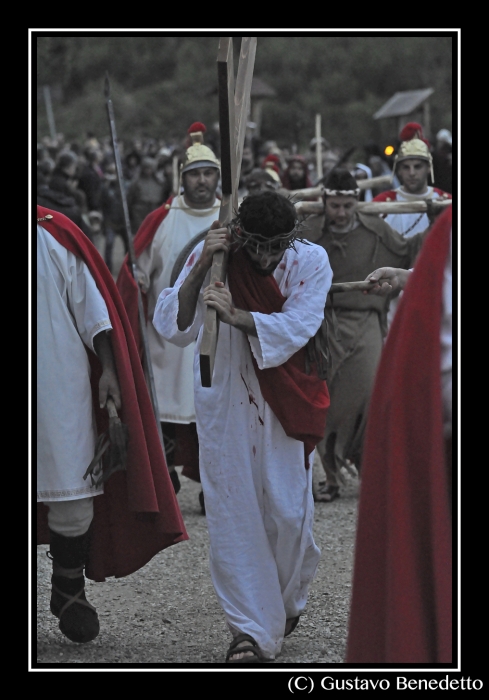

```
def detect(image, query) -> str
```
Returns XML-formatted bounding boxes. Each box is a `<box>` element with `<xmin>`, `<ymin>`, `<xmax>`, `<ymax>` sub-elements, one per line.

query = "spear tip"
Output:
<box><xmin>104</xmin><ymin>72</ymin><xmax>111</xmax><ymax>99</ymax></box>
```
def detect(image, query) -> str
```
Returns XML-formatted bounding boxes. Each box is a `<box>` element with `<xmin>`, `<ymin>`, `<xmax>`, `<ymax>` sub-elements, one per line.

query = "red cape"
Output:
<box><xmin>115</xmin><ymin>197</ymin><xmax>201</xmax><ymax>483</ymax></box>
<box><xmin>346</xmin><ymin>206</ymin><xmax>453</xmax><ymax>663</ymax></box>
<box><xmin>227</xmin><ymin>247</ymin><xmax>330</xmax><ymax>463</ymax></box>
<box><xmin>37</xmin><ymin>205</ymin><xmax>188</xmax><ymax>582</ymax></box>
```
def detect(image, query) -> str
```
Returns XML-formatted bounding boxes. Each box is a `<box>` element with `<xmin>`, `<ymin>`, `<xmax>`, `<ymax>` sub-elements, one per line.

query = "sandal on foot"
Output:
<box><xmin>285</xmin><ymin>615</ymin><xmax>300</xmax><ymax>637</ymax></box>
<box><xmin>226</xmin><ymin>633</ymin><xmax>267</xmax><ymax>663</ymax></box>
<box><xmin>314</xmin><ymin>484</ymin><xmax>340</xmax><ymax>503</ymax></box>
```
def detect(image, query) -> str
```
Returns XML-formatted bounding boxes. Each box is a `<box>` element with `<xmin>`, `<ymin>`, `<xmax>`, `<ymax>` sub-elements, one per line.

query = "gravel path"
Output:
<box><xmin>35</xmin><ymin>455</ymin><xmax>359</xmax><ymax>666</ymax></box>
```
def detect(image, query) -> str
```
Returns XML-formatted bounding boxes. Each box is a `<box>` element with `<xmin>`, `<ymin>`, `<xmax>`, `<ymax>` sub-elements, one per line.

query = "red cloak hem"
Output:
<box><xmin>346</xmin><ymin>206</ymin><xmax>453</xmax><ymax>663</ymax></box>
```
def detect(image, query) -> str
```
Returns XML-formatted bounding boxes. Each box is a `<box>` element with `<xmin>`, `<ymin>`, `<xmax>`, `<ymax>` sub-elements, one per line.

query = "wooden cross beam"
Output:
<box><xmin>295</xmin><ymin>197</ymin><xmax>452</xmax><ymax>217</ymax></box>
<box><xmin>288</xmin><ymin>175</ymin><xmax>393</xmax><ymax>201</ymax></box>
<box><xmin>199</xmin><ymin>37</ymin><xmax>257</xmax><ymax>388</ymax></box>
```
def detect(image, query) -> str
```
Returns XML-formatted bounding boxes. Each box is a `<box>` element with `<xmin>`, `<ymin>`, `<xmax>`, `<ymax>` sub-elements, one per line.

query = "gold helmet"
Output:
<box><xmin>181</xmin><ymin>122</ymin><xmax>220</xmax><ymax>174</ymax></box>
<box><xmin>393</xmin><ymin>137</ymin><xmax>434</xmax><ymax>183</ymax></box>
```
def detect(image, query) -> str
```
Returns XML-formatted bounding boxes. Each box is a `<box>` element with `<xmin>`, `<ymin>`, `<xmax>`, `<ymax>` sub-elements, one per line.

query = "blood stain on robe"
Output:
<box><xmin>248</xmin><ymin>391</ymin><xmax>259</xmax><ymax>409</ymax></box>
<box><xmin>240</xmin><ymin>373</ymin><xmax>264</xmax><ymax>425</ymax></box>
<box><xmin>252</xmin><ymin>445</ymin><xmax>256</xmax><ymax>457</ymax></box>
<box><xmin>186</xmin><ymin>252</ymin><xmax>196</xmax><ymax>267</ymax></box>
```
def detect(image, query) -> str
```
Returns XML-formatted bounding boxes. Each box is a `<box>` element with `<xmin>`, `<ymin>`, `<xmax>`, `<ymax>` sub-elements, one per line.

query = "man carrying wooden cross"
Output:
<box><xmin>153</xmin><ymin>190</ymin><xmax>332</xmax><ymax>662</ymax></box>
<box><xmin>303</xmin><ymin>168</ymin><xmax>428</xmax><ymax>503</ymax></box>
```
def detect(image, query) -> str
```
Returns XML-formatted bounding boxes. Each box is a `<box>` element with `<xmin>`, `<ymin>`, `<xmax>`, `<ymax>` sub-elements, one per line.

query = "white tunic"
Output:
<box><xmin>37</xmin><ymin>225</ymin><xmax>112</xmax><ymax>501</ymax></box>
<box><xmin>384</xmin><ymin>186</ymin><xmax>447</xmax><ymax>238</ymax></box>
<box><xmin>136</xmin><ymin>195</ymin><xmax>220</xmax><ymax>423</ymax></box>
<box><xmin>153</xmin><ymin>240</ymin><xmax>332</xmax><ymax>658</ymax></box>
<box><xmin>386</xmin><ymin>187</ymin><xmax>450</xmax><ymax>326</ymax></box>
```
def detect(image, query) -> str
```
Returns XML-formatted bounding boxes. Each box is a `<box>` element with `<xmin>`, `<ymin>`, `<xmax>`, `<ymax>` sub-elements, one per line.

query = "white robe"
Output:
<box><xmin>153</xmin><ymin>240</ymin><xmax>332</xmax><ymax>658</ymax></box>
<box><xmin>386</xmin><ymin>187</ymin><xmax>449</xmax><ymax>326</ymax></box>
<box><xmin>37</xmin><ymin>225</ymin><xmax>112</xmax><ymax>501</ymax></box>
<box><xmin>136</xmin><ymin>195</ymin><xmax>220</xmax><ymax>423</ymax></box>
<box><xmin>383</xmin><ymin>186</ymin><xmax>447</xmax><ymax>239</ymax></box>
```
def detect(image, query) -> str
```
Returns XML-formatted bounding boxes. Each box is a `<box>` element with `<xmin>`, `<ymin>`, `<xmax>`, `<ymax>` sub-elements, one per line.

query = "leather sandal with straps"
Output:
<box><xmin>226</xmin><ymin>633</ymin><xmax>269</xmax><ymax>663</ymax></box>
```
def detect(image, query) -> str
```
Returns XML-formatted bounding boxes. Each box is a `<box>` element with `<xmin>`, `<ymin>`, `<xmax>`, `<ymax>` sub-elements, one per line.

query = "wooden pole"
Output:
<box><xmin>315</xmin><ymin>114</ymin><xmax>323</xmax><ymax>182</ymax></box>
<box><xmin>199</xmin><ymin>38</ymin><xmax>236</xmax><ymax>388</ymax></box>
<box><xmin>234</xmin><ymin>37</ymin><xmax>257</xmax><ymax>202</ymax></box>
<box><xmin>424</xmin><ymin>100</ymin><xmax>431</xmax><ymax>143</ymax></box>
<box><xmin>172</xmin><ymin>155</ymin><xmax>180</xmax><ymax>196</ymax></box>
<box><xmin>199</xmin><ymin>37</ymin><xmax>256</xmax><ymax>387</ymax></box>
<box><xmin>329</xmin><ymin>281</ymin><xmax>377</xmax><ymax>293</ymax></box>
<box><xmin>104</xmin><ymin>75</ymin><xmax>166</xmax><ymax>456</ymax></box>
<box><xmin>43</xmin><ymin>85</ymin><xmax>57</xmax><ymax>142</ymax></box>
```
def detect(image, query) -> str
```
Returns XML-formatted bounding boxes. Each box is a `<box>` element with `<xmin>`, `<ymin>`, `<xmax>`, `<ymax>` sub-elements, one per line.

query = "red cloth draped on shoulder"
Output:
<box><xmin>227</xmin><ymin>247</ymin><xmax>330</xmax><ymax>464</ymax></box>
<box><xmin>37</xmin><ymin>205</ymin><xmax>188</xmax><ymax>582</ymax></box>
<box><xmin>115</xmin><ymin>197</ymin><xmax>174</xmax><ymax>355</ymax></box>
<box><xmin>346</xmin><ymin>205</ymin><xmax>453</xmax><ymax>663</ymax></box>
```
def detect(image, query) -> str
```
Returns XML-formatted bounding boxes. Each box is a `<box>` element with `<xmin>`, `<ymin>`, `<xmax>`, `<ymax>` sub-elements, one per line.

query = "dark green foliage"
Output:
<box><xmin>35</xmin><ymin>34</ymin><xmax>454</xmax><ymax>151</ymax></box>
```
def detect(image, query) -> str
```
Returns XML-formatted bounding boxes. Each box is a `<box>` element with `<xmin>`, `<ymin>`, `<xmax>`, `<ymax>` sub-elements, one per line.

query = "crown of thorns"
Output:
<box><xmin>229</xmin><ymin>216</ymin><xmax>309</xmax><ymax>254</ymax></box>
<box><xmin>324</xmin><ymin>187</ymin><xmax>360</xmax><ymax>196</ymax></box>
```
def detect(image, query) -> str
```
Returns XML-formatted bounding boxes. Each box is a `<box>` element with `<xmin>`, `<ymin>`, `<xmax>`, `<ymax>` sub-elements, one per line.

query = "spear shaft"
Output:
<box><xmin>103</xmin><ymin>75</ymin><xmax>166</xmax><ymax>455</ymax></box>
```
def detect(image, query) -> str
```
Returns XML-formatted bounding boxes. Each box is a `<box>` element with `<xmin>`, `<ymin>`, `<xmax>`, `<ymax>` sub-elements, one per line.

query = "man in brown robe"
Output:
<box><xmin>301</xmin><ymin>169</ymin><xmax>426</xmax><ymax>501</ymax></box>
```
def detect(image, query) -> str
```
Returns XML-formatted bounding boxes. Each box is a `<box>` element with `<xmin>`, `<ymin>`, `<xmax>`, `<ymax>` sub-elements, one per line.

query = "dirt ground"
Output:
<box><xmin>34</xmin><ymin>454</ymin><xmax>359</xmax><ymax>668</ymax></box>
<box><xmin>34</xmin><ymin>234</ymin><xmax>360</xmax><ymax>669</ymax></box>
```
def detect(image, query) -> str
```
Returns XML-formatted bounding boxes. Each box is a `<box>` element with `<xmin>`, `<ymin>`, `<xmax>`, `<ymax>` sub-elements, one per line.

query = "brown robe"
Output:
<box><xmin>304</xmin><ymin>212</ymin><xmax>425</xmax><ymax>486</ymax></box>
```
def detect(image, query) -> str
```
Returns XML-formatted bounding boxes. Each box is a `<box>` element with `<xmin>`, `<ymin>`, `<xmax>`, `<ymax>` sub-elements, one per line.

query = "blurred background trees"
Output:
<box><xmin>36</xmin><ymin>34</ymin><xmax>454</xmax><ymax>154</ymax></box>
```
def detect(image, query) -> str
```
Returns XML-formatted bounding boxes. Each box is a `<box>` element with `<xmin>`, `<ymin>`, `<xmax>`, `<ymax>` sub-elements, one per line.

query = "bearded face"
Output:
<box><xmin>243</xmin><ymin>244</ymin><xmax>286</xmax><ymax>276</ymax></box>
<box><xmin>287</xmin><ymin>161</ymin><xmax>307</xmax><ymax>187</ymax></box>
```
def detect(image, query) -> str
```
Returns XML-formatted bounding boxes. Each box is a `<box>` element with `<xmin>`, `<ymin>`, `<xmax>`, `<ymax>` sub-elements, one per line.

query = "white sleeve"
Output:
<box><xmin>136</xmin><ymin>228</ymin><xmax>160</xmax><ymax>292</ymax></box>
<box><xmin>67</xmin><ymin>255</ymin><xmax>112</xmax><ymax>351</ymax></box>
<box><xmin>152</xmin><ymin>241</ymin><xmax>207</xmax><ymax>348</ymax></box>
<box><xmin>248</xmin><ymin>245</ymin><xmax>332</xmax><ymax>369</ymax></box>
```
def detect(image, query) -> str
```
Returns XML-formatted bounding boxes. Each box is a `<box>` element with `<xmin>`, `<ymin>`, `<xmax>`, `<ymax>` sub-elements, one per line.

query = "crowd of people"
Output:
<box><xmin>36</xmin><ymin>115</ymin><xmax>454</xmax><ymax>665</ymax></box>
<box><xmin>37</xmin><ymin>123</ymin><xmax>452</xmax><ymax>242</ymax></box>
